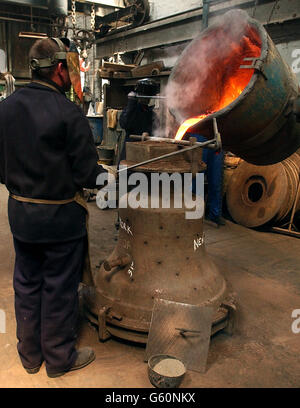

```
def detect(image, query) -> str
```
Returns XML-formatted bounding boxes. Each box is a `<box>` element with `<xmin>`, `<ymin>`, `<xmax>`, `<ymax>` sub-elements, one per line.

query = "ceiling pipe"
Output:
<box><xmin>0</xmin><ymin>0</ymin><xmax>68</xmax><ymax>15</ymax></box>
<box><xmin>0</xmin><ymin>15</ymin><xmax>51</xmax><ymax>24</ymax></box>
<box><xmin>0</xmin><ymin>0</ymin><xmax>48</xmax><ymax>9</ymax></box>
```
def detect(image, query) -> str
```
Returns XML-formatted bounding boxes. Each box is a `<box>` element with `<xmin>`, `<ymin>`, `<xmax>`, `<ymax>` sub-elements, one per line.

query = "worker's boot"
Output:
<box><xmin>47</xmin><ymin>347</ymin><xmax>95</xmax><ymax>378</ymax></box>
<box><xmin>25</xmin><ymin>364</ymin><xmax>42</xmax><ymax>375</ymax></box>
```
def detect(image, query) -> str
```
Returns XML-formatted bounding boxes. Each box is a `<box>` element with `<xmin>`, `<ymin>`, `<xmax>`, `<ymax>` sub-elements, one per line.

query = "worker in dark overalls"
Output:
<box><xmin>189</xmin><ymin>133</ymin><xmax>225</xmax><ymax>227</ymax></box>
<box><xmin>119</xmin><ymin>78</ymin><xmax>160</xmax><ymax>162</ymax></box>
<box><xmin>0</xmin><ymin>38</ymin><xmax>105</xmax><ymax>377</ymax></box>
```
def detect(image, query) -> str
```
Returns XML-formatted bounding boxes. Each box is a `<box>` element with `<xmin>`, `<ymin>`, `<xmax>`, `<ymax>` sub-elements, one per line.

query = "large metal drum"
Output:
<box><xmin>226</xmin><ymin>151</ymin><xmax>300</xmax><ymax>228</ymax></box>
<box><xmin>167</xmin><ymin>9</ymin><xmax>300</xmax><ymax>165</ymax></box>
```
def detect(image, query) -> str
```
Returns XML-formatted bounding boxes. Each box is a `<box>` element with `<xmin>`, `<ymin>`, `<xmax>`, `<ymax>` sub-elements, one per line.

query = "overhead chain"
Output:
<box><xmin>69</xmin><ymin>1</ymin><xmax>96</xmax><ymax>60</ymax></box>
<box><xmin>91</xmin><ymin>3</ymin><xmax>96</xmax><ymax>32</ymax></box>
<box><xmin>71</xmin><ymin>0</ymin><xmax>77</xmax><ymax>36</ymax></box>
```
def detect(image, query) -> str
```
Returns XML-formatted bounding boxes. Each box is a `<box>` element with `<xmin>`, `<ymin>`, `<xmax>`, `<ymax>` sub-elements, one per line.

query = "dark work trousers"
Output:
<box><xmin>13</xmin><ymin>236</ymin><xmax>87</xmax><ymax>374</ymax></box>
<box><xmin>190</xmin><ymin>134</ymin><xmax>224</xmax><ymax>219</ymax></box>
<box><xmin>202</xmin><ymin>147</ymin><xmax>224</xmax><ymax>219</ymax></box>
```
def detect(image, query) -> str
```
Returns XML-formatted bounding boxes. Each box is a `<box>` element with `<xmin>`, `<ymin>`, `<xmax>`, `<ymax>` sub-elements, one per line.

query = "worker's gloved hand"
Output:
<box><xmin>101</xmin><ymin>164</ymin><xmax>118</xmax><ymax>178</ymax></box>
<box><xmin>128</xmin><ymin>91</ymin><xmax>137</xmax><ymax>100</ymax></box>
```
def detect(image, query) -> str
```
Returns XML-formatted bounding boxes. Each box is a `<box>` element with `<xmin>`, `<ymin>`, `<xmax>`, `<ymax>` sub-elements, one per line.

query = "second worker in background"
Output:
<box><xmin>119</xmin><ymin>78</ymin><xmax>160</xmax><ymax>162</ymax></box>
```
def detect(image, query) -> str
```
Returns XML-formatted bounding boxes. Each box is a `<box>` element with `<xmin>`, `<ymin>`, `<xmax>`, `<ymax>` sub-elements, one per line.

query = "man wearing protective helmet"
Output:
<box><xmin>119</xmin><ymin>78</ymin><xmax>160</xmax><ymax>161</ymax></box>
<box><xmin>0</xmin><ymin>38</ymin><xmax>106</xmax><ymax>378</ymax></box>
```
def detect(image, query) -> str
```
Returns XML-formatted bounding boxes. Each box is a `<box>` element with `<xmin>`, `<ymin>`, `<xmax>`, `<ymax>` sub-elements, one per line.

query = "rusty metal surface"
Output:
<box><xmin>226</xmin><ymin>150</ymin><xmax>300</xmax><ymax>228</ymax></box>
<box><xmin>91</xmin><ymin>203</ymin><xmax>227</xmax><ymax>339</ymax></box>
<box><xmin>126</xmin><ymin>141</ymin><xmax>178</xmax><ymax>162</ymax></box>
<box><xmin>122</xmin><ymin>141</ymin><xmax>206</xmax><ymax>173</ymax></box>
<box><xmin>145</xmin><ymin>299</ymin><xmax>215</xmax><ymax>373</ymax></box>
<box><xmin>167</xmin><ymin>10</ymin><xmax>300</xmax><ymax>165</ymax></box>
<box><xmin>82</xmin><ymin>283</ymin><xmax>231</xmax><ymax>344</ymax></box>
<box><xmin>224</xmin><ymin>155</ymin><xmax>242</xmax><ymax>169</ymax></box>
<box><xmin>83</xmin><ymin>141</ymin><xmax>227</xmax><ymax>342</ymax></box>
<box><xmin>226</xmin><ymin>161</ymin><xmax>288</xmax><ymax>228</ymax></box>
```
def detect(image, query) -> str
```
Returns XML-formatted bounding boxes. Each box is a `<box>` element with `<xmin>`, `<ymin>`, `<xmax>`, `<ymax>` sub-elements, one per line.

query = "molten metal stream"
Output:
<box><xmin>175</xmin><ymin>32</ymin><xmax>261</xmax><ymax>141</ymax></box>
<box><xmin>175</xmin><ymin>115</ymin><xmax>208</xmax><ymax>141</ymax></box>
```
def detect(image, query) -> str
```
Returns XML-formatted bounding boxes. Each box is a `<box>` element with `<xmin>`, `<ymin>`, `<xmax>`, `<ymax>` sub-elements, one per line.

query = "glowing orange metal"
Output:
<box><xmin>175</xmin><ymin>115</ymin><xmax>208</xmax><ymax>141</ymax></box>
<box><xmin>174</xmin><ymin>33</ymin><xmax>261</xmax><ymax>141</ymax></box>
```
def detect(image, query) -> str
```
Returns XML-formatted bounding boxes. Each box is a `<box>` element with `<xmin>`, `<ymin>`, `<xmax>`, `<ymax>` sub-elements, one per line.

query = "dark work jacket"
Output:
<box><xmin>119</xmin><ymin>98</ymin><xmax>158</xmax><ymax>161</ymax></box>
<box><xmin>0</xmin><ymin>81</ymin><xmax>104</xmax><ymax>243</ymax></box>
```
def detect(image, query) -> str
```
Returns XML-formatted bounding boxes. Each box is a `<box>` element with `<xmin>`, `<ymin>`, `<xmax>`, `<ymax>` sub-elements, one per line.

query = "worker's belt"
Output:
<box><xmin>9</xmin><ymin>193</ymin><xmax>75</xmax><ymax>205</ymax></box>
<box><xmin>9</xmin><ymin>191</ymin><xmax>92</xmax><ymax>285</ymax></box>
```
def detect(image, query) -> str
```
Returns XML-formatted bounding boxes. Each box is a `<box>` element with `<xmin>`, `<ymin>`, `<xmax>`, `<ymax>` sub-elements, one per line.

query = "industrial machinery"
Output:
<box><xmin>167</xmin><ymin>9</ymin><xmax>300</xmax><ymax>166</ymax></box>
<box><xmin>95</xmin><ymin>0</ymin><xmax>150</xmax><ymax>37</ymax></box>
<box><xmin>227</xmin><ymin>150</ymin><xmax>300</xmax><ymax>229</ymax></box>
<box><xmin>70</xmin><ymin>0</ymin><xmax>150</xmax><ymax>42</ymax></box>
<box><xmin>82</xmin><ymin>9</ymin><xmax>300</xmax><ymax>345</ymax></box>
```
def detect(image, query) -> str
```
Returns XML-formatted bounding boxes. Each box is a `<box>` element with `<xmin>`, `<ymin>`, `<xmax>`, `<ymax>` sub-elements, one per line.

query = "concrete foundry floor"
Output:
<box><xmin>0</xmin><ymin>184</ymin><xmax>299</xmax><ymax>388</ymax></box>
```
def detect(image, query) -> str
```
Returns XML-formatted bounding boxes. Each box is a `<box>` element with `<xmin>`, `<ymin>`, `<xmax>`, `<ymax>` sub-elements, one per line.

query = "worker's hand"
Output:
<box><xmin>128</xmin><ymin>91</ymin><xmax>137</xmax><ymax>100</ymax></box>
<box><xmin>101</xmin><ymin>164</ymin><xmax>118</xmax><ymax>178</ymax></box>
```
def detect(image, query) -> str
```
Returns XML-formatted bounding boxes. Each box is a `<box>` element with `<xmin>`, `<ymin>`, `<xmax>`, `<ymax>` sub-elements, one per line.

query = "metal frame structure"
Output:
<box><xmin>0</xmin><ymin>0</ymin><xmax>123</xmax><ymax>9</ymax></box>
<box><xmin>95</xmin><ymin>0</ymin><xmax>300</xmax><ymax>58</ymax></box>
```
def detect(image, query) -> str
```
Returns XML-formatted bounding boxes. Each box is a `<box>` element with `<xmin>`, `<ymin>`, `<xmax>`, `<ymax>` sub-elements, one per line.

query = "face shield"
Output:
<box><xmin>134</xmin><ymin>78</ymin><xmax>160</xmax><ymax>106</ymax></box>
<box><xmin>29</xmin><ymin>37</ymin><xmax>83</xmax><ymax>102</ymax></box>
<box><xmin>135</xmin><ymin>78</ymin><xmax>160</xmax><ymax>98</ymax></box>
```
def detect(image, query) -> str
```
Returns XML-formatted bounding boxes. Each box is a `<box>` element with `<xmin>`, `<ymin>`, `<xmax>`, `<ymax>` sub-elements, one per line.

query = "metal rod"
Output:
<box><xmin>0</xmin><ymin>16</ymin><xmax>56</xmax><ymax>27</ymax></box>
<box><xmin>130</xmin><ymin>134</ymin><xmax>204</xmax><ymax>146</ymax></box>
<box><xmin>118</xmin><ymin>138</ymin><xmax>216</xmax><ymax>174</ymax></box>
<box><xmin>272</xmin><ymin>227</ymin><xmax>300</xmax><ymax>238</ymax></box>
<box><xmin>213</xmin><ymin>117</ymin><xmax>222</xmax><ymax>151</ymax></box>
<box><xmin>135</xmin><ymin>95</ymin><xmax>167</xmax><ymax>100</ymax></box>
<box><xmin>82</xmin><ymin>0</ymin><xmax>124</xmax><ymax>8</ymax></box>
<box><xmin>202</xmin><ymin>0</ymin><xmax>210</xmax><ymax>30</ymax></box>
<box><xmin>0</xmin><ymin>16</ymin><xmax>45</xmax><ymax>24</ymax></box>
<box><xmin>0</xmin><ymin>10</ymin><xmax>51</xmax><ymax>21</ymax></box>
